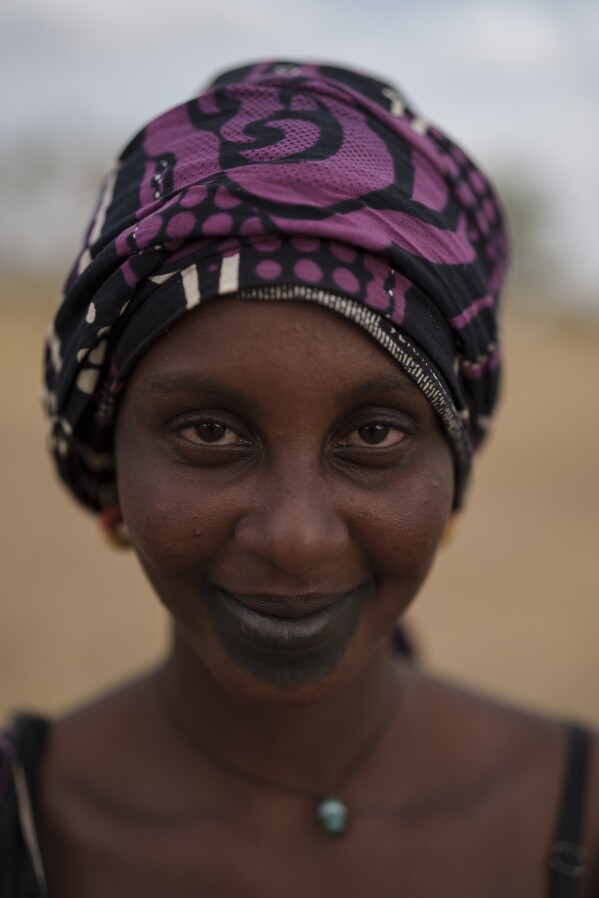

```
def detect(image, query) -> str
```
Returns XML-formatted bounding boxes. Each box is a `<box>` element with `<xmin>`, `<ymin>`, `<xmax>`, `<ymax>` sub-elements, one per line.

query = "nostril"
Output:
<box><xmin>234</xmin><ymin>486</ymin><xmax>349</xmax><ymax>572</ymax></box>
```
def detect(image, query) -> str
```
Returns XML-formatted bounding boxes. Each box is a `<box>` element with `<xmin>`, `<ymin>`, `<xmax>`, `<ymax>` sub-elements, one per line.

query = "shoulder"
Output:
<box><xmin>36</xmin><ymin>675</ymin><xmax>165</xmax><ymax>882</ymax></box>
<box><xmin>38</xmin><ymin>672</ymin><xmax>196</xmax><ymax>838</ymax></box>
<box><xmin>41</xmin><ymin>674</ymin><xmax>159</xmax><ymax>803</ymax></box>
<box><xmin>410</xmin><ymin>673</ymin><xmax>599</xmax><ymax>894</ymax></box>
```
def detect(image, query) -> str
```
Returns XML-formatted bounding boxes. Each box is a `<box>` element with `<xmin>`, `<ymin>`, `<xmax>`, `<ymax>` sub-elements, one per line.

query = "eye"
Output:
<box><xmin>341</xmin><ymin>423</ymin><xmax>407</xmax><ymax>449</ymax></box>
<box><xmin>178</xmin><ymin>421</ymin><xmax>246</xmax><ymax>446</ymax></box>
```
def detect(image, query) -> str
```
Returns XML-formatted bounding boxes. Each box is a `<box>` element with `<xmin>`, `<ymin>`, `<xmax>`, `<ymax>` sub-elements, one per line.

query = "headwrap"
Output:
<box><xmin>43</xmin><ymin>60</ymin><xmax>509</xmax><ymax>513</ymax></box>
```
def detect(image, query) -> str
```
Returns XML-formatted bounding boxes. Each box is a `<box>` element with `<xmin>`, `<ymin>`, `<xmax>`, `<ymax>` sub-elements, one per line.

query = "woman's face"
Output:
<box><xmin>115</xmin><ymin>299</ymin><xmax>454</xmax><ymax>701</ymax></box>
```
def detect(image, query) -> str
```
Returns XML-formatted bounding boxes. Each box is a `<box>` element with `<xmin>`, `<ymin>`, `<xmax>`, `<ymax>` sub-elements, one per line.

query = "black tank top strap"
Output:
<box><xmin>0</xmin><ymin>714</ymin><xmax>50</xmax><ymax>898</ymax></box>
<box><xmin>548</xmin><ymin>724</ymin><xmax>592</xmax><ymax>898</ymax></box>
<box><xmin>11</xmin><ymin>714</ymin><xmax>49</xmax><ymax>803</ymax></box>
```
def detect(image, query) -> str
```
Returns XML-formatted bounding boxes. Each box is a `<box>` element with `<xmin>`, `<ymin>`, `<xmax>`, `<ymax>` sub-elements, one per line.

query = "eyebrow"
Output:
<box><xmin>344</xmin><ymin>376</ymin><xmax>424</xmax><ymax>401</ymax></box>
<box><xmin>135</xmin><ymin>372</ymin><xmax>424</xmax><ymax>402</ymax></box>
<box><xmin>135</xmin><ymin>373</ymin><xmax>244</xmax><ymax>403</ymax></box>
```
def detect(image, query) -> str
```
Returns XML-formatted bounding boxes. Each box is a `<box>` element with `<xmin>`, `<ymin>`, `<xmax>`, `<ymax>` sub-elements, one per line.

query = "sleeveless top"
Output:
<box><xmin>0</xmin><ymin>715</ymin><xmax>592</xmax><ymax>897</ymax></box>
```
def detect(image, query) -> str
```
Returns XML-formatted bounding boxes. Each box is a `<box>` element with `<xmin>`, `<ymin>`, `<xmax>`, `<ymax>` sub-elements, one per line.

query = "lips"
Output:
<box><xmin>214</xmin><ymin>589</ymin><xmax>352</xmax><ymax>619</ymax></box>
<box><xmin>207</xmin><ymin>584</ymin><xmax>366</xmax><ymax>654</ymax></box>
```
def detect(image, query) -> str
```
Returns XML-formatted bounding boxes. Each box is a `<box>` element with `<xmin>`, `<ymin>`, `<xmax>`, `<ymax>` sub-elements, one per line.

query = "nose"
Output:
<box><xmin>234</xmin><ymin>464</ymin><xmax>349</xmax><ymax>574</ymax></box>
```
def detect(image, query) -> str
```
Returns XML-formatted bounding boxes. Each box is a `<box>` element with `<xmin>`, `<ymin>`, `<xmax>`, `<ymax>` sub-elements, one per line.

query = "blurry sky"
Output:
<box><xmin>2</xmin><ymin>0</ymin><xmax>598</xmax><ymax>310</ymax></box>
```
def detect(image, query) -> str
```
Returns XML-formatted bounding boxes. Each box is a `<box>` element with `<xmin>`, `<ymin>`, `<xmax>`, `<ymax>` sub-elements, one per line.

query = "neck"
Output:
<box><xmin>158</xmin><ymin>627</ymin><xmax>404</xmax><ymax>795</ymax></box>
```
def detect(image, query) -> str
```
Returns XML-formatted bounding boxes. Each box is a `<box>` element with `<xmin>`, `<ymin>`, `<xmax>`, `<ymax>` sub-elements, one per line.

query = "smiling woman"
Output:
<box><xmin>1</xmin><ymin>59</ymin><xmax>598</xmax><ymax>897</ymax></box>
<box><xmin>115</xmin><ymin>300</ymin><xmax>453</xmax><ymax>699</ymax></box>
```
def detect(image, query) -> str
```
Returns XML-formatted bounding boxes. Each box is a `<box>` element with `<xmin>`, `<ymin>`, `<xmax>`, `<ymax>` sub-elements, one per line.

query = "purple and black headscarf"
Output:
<box><xmin>43</xmin><ymin>60</ymin><xmax>509</xmax><ymax>513</ymax></box>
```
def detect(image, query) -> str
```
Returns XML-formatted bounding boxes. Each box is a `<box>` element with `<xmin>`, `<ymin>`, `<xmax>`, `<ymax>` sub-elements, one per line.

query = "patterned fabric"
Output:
<box><xmin>43</xmin><ymin>60</ymin><xmax>509</xmax><ymax>512</ymax></box>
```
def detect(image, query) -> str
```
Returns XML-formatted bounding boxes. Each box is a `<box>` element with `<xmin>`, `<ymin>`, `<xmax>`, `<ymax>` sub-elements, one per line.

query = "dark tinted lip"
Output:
<box><xmin>208</xmin><ymin>584</ymin><xmax>367</xmax><ymax>658</ymax></box>
<box><xmin>212</xmin><ymin>587</ymin><xmax>357</xmax><ymax>619</ymax></box>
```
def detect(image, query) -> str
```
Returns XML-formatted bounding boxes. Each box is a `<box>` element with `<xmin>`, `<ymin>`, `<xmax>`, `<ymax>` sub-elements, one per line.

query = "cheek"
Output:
<box><xmin>116</xmin><ymin>442</ymin><xmax>226</xmax><ymax>575</ymax></box>
<box><xmin>396</xmin><ymin>473</ymin><xmax>453</xmax><ymax>559</ymax></box>
<box><xmin>354</xmin><ymin>451</ymin><xmax>454</xmax><ymax>589</ymax></box>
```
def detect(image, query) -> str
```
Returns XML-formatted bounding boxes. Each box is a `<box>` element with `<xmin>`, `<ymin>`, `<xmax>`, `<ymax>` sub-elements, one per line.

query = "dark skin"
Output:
<box><xmin>39</xmin><ymin>299</ymin><xmax>599</xmax><ymax>897</ymax></box>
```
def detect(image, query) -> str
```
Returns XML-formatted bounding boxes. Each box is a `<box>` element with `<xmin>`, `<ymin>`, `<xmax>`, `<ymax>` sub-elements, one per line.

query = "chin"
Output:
<box><xmin>173</xmin><ymin>597</ymin><xmax>397</xmax><ymax>708</ymax></box>
<box><xmin>204</xmin><ymin>641</ymin><xmax>373</xmax><ymax>706</ymax></box>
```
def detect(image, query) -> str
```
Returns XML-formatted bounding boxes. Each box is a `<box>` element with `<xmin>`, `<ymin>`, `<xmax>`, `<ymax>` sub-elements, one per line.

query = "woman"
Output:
<box><xmin>1</xmin><ymin>60</ymin><xmax>597</xmax><ymax>896</ymax></box>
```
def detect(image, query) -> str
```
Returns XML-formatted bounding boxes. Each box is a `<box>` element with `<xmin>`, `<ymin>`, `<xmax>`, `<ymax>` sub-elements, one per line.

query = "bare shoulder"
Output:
<box><xmin>408</xmin><ymin>671</ymin><xmax>599</xmax><ymax>895</ymax></box>
<box><xmin>38</xmin><ymin>673</ymin><xmax>176</xmax><ymax>888</ymax></box>
<box><xmin>40</xmin><ymin>673</ymin><xmax>167</xmax><ymax>818</ymax></box>
<box><xmin>45</xmin><ymin>674</ymin><xmax>154</xmax><ymax>764</ymax></box>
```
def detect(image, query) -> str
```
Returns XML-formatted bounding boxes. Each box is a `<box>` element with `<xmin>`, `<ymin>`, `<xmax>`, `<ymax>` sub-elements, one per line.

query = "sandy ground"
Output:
<box><xmin>1</xmin><ymin>290</ymin><xmax>598</xmax><ymax>724</ymax></box>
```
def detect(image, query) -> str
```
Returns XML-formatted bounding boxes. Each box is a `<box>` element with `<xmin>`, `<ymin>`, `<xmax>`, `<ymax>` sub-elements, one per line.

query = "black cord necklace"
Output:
<box><xmin>155</xmin><ymin>673</ymin><xmax>400</xmax><ymax>837</ymax></box>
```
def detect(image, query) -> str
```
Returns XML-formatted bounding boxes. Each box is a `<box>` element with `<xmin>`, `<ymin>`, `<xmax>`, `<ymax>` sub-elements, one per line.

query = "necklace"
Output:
<box><xmin>155</xmin><ymin>672</ymin><xmax>400</xmax><ymax>837</ymax></box>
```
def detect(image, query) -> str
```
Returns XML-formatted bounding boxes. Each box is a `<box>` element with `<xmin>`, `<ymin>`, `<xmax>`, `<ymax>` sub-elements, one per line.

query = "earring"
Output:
<box><xmin>442</xmin><ymin>513</ymin><xmax>458</xmax><ymax>546</ymax></box>
<box><xmin>99</xmin><ymin>505</ymin><xmax>131</xmax><ymax>550</ymax></box>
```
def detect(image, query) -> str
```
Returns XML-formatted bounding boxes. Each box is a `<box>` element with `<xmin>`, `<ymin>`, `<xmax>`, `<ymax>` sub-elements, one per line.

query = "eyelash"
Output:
<box><xmin>177</xmin><ymin>419</ymin><xmax>250</xmax><ymax>448</ymax></box>
<box><xmin>339</xmin><ymin>422</ymin><xmax>408</xmax><ymax>450</ymax></box>
<box><xmin>175</xmin><ymin>417</ymin><xmax>410</xmax><ymax>451</ymax></box>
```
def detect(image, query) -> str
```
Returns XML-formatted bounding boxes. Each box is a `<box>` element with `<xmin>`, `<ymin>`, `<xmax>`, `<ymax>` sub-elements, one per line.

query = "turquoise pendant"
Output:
<box><xmin>316</xmin><ymin>796</ymin><xmax>349</xmax><ymax>836</ymax></box>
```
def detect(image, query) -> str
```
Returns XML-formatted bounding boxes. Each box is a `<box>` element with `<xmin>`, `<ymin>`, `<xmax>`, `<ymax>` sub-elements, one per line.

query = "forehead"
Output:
<box><xmin>126</xmin><ymin>297</ymin><xmax>427</xmax><ymax>406</ymax></box>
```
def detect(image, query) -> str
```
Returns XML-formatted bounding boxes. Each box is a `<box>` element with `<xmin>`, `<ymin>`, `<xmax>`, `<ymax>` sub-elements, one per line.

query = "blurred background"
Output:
<box><xmin>1</xmin><ymin>0</ymin><xmax>598</xmax><ymax>723</ymax></box>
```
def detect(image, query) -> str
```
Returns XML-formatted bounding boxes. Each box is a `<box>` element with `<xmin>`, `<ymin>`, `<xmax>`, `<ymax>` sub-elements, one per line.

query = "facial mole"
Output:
<box><xmin>195</xmin><ymin>528</ymin><xmax>203</xmax><ymax>537</ymax></box>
